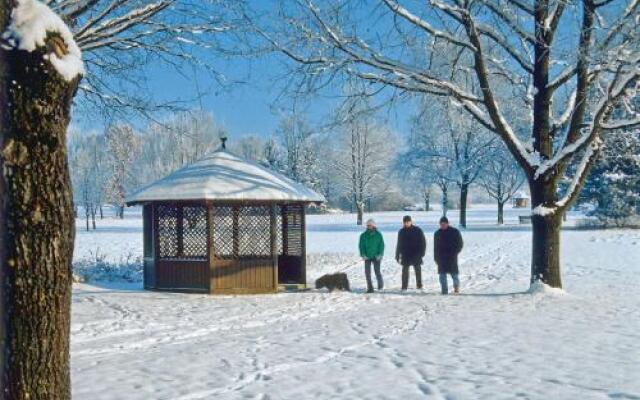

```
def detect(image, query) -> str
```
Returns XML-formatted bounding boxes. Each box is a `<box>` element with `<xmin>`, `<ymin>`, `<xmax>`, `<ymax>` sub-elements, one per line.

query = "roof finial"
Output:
<box><xmin>219</xmin><ymin>131</ymin><xmax>228</xmax><ymax>150</ymax></box>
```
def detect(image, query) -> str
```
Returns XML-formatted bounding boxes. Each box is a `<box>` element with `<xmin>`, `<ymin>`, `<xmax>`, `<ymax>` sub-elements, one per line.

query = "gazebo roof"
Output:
<box><xmin>125</xmin><ymin>150</ymin><xmax>325</xmax><ymax>204</ymax></box>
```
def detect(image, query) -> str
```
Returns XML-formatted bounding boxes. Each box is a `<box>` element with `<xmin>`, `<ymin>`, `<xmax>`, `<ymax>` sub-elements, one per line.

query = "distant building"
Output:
<box><xmin>513</xmin><ymin>192</ymin><xmax>530</xmax><ymax>208</ymax></box>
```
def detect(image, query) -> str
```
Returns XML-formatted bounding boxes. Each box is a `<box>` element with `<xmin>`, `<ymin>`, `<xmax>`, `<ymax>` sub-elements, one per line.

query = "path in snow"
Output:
<box><xmin>71</xmin><ymin>209</ymin><xmax>640</xmax><ymax>399</ymax></box>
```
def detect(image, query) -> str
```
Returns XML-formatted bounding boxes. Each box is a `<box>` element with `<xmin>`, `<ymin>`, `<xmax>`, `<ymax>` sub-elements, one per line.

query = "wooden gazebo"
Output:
<box><xmin>125</xmin><ymin>148</ymin><xmax>324</xmax><ymax>294</ymax></box>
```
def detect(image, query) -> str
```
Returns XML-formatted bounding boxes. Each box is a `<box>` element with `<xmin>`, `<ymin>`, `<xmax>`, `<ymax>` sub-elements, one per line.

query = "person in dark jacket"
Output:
<box><xmin>359</xmin><ymin>218</ymin><xmax>385</xmax><ymax>293</ymax></box>
<box><xmin>434</xmin><ymin>216</ymin><xmax>463</xmax><ymax>294</ymax></box>
<box><xmin>395</xmin><ymin>215</ymin><xmax>426</xmax><ymax>290</ymax></box>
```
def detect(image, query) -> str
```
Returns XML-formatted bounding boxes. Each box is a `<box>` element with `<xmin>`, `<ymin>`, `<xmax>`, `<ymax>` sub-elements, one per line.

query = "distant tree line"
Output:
<box><xmin>69</xmin><ymin>103</ymin><xmax>638</xmax><ymax>229</ymax></box>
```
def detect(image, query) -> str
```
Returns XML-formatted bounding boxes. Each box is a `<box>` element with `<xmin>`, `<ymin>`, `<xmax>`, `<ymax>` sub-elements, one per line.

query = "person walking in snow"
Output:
<box><xmin>359</xmin><ymin>218</ymin><xmax>385</xmax><ymax>293</ymax></box>
<box><xmin>434</xmin><ymin>216</ymin><xmax>463</xmax><ymax>294</ymax></box>
<box><xmin>395</xmin><ymin>215</ymin><xmax>426</xmax><ymax>290</ymax></box>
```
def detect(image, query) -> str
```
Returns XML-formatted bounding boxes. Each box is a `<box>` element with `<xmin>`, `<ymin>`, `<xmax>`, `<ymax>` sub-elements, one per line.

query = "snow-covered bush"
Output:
<box><xmin>73</xmin><ymin>248</ymin><xmax>142</xmax><ymax>283</ymax></box>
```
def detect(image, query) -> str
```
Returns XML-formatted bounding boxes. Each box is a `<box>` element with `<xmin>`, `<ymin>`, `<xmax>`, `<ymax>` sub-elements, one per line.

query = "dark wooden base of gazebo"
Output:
<box><xmin>141</xmin><ymin>202</ymin><xmax>307</xmax><ymax>294</ymax></box>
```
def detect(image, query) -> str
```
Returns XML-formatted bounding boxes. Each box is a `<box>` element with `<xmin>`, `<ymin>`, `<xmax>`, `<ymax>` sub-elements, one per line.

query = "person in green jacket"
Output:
<box><xmin>359</xmin><ymin>218</ymin><xmax>385</xmax><ymax>293</ymax></box>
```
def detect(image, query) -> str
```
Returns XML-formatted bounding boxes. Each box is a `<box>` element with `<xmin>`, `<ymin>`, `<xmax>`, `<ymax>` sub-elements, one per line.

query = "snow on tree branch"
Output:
<box><xmin>2</xmin><ymin>0</ymin><xmax>84</xmax><ymax>81</ymax></box>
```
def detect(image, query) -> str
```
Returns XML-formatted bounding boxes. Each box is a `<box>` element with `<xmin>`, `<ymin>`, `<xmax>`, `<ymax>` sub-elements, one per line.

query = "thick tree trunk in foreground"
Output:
<box><xmin>529</xmin><ymin>179</ymin><xmax>563</xmax><ymax>288</ymax></box>
<box><xmin>1</xmin><ymin>27</ymin><xmax>80</xmax><ymax>400</ymax></box>
<box><xmin>459</xmin><ymin>183</ymin><xmax>469</xmax><ymax>228</ymax></box>
<box><xmin>531</xmin><ymin>214</ymin><xmax>562</xmax><ymax>288</ymax></box>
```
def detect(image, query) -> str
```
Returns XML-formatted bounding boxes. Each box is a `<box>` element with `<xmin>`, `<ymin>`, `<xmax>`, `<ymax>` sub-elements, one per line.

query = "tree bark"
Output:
<box><xmin>497</xmin><ymin>201</ymin><xmax>505</xmax><ymax>225</ymax></box>
<box><xmin>531</xmin><ymin>213</ymin><xmax>562</xmax><ymax>288</ymax></box>
<box><xmin>529</xmin><ymin>178</ymin><xmax>563</xmax><ymax>288</ymax></box>
<box><xmin>1</xmin><ymin>22</ymin><xmax>80</xmax><ymax>399</ymax></box>
<box><xmin>459</xmin><ymin>183</ymin><xmax>469</xmax><ymax>228</ymax></box>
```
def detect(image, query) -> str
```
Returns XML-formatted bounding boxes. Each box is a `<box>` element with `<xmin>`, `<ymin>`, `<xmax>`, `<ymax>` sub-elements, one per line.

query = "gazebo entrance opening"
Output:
<box><xmin>144</xmin><ymin>202</ymin><xmax>305</xmax><ymax>294</ymax></box>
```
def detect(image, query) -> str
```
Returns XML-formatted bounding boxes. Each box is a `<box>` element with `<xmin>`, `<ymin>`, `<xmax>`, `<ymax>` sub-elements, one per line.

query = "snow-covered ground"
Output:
<box><xmin>71</xmin><ymin>206</ymin><xmax>640</xmax><ymax>399</ymax></box>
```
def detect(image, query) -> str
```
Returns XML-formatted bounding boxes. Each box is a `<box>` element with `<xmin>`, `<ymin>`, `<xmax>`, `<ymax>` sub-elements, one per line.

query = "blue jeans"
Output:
<box><xmin>439</xmin><ymin>273</ymin><xmax>459</xmax><ymax>294</ymax></box>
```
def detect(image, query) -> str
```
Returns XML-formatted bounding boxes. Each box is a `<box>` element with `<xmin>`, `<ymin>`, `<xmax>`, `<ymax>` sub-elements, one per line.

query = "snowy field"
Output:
<box><xmin>71</xmin><ymin>206</ymin><xmax>640</xmax><ymax>400</ymax></box>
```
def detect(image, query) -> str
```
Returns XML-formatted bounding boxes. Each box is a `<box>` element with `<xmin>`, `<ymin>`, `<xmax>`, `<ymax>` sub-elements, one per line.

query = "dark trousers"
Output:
<box><xmin>401</xmin><ymin>264</ymin><xmax>423</xmax><ymax>290</ymax></box>
<box><xmin>364</xmin><ymin>259</ymin><xmax>383</xmax><ymax>291</ymax></box>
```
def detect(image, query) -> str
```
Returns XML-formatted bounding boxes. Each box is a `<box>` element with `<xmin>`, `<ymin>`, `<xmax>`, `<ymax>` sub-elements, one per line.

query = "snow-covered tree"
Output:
<box><xmin>580</xmin><ymin>128</ymin><xmax>640</xmax><ymax>226</ymax></box>
<box><xmin>276</xmin><ymin>112</ymin><xmax>322</xmax><ymax>189</ymax></box>
<box><xmin>40</xmin><ymin>0</ymin><xmax>235</xmax><ymax>118</ymax></box>
<box><xmin>69</xmin><ymin>130</ymin><xmax>109</xmax><ymax>230</ymax></box>
<box><xmin>410</xmin><ymin>99</ymin><xmax>495</xmax><ymax>227</ymax></box>
<box><xmin>259</xmin><ymin>136</ymin><xmax>285</xmax><ymax>172</ymax></box>
<box><xmin>241</xmin><ymin>0</ymin><xmax>640</xmax><ymax>288</ymax></box>
<box><xmin>332</xmin><ymin>95</ymin><xmax>395</xmax><ymax>224</ymax></box>
<box><xmin>136</xmin><ymin>110</ymin><xmax>222</xmax><ymax>185</ymax></box>
<box><xmin>105</xmin><ymin>123</ymin><xmax>138</xmax><ymax>218</ymax></box>
<box><xmin>1</xmin><ymin>0</ymin><xmax>84</xmax><ymax>396</ymax></box>
<box><xmin>481</xmin><ymin>144</ymin><xmax>526</xmax><ymax>224</ymax></box>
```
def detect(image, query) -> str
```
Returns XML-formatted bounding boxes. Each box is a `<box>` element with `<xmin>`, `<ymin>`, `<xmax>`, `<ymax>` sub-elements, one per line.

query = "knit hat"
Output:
<box><xmin>439</xmin><ymin>216</ymin><xmax>449</xmax><ymax>224</ymax></box>
<box><xmin>365</xmin><ymin>218</ymin><xmax>376</xmax><ymax>227</ymax></box>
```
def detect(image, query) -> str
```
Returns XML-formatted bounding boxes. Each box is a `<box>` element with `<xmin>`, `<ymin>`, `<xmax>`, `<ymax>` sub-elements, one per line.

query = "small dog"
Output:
<box><xmin>315</xmin><ymin>273</ymin><xmax>350</xmax><ymax>292</ymax></box>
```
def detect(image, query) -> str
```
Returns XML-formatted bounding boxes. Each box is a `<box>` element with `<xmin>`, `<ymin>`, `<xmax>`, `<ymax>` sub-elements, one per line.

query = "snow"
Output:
<box><xmin>125</xmin><ymin>150</ymin><xmax>325</xmax><ymax>204</ymax></box>
<box><xmin>71</xmin><ymin>206</ymin><xmax>640</xmax><ymax>399</ymax></box>
<box><xmin>2</xmin><ymin>0</ymin><xmax>84</xmax><ymax>81</ymax></box>
<box><xmin>531</xmin><ymin>205</ymin><xmax>557</xmax><ymax>216</ymax></box>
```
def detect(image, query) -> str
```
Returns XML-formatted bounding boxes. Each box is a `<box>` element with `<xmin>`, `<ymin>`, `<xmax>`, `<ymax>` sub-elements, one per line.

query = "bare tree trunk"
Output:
<box><xmin>423</xmin><ymin>187</ymin><xmax>430</xmax><ymax>212</ymax></box>
<box><xmin>356</xmin><ymin>201</ymin><xmax>364</xmax><ymax>226</ymax></box>
<box><xmin>459</xmin><ymin>183</ymin><xmax>469</xmax><ymax>228</ymax></box>
<box><xmin>85</xmin><ymin>206</ymin><xmax>90</xmax><ymax>232</ymax></box>
<box><xmin>441</xmin><ymin>186</ymin><xmax>448</xmax><ymax>217</ymax></box>
<box><xmin>0</xmin><ymin>8</ymin><xmax>80</xmax><ymax>397</ymax></box>
<box><xmin>530</xmin><ymin>180</ymin><xmax>562</xmax><ymax>288</ymax></box>
<box><xmin>497</xmin><ymin>201</ymin><xmax>505</xmax><ymax>225</ymax></box>
<box><xmin>100</xmin><ymin>205</ymin><xmax>103</xmax><ymax>219</ymax></box>
<box><xmin>91</xmin><ymin>206</ymin><xmax>96</xmax><ymax>230</ymax></box>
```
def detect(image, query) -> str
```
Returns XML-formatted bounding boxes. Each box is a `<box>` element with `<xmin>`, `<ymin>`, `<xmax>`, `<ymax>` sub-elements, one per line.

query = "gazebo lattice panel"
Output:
<box><xmin>157</xmin><ymin>205</ymin><xmax>179</xmax><ymax>259</ymax></box>
<box><xmin>212</xmin><ymin>206</ymin><xmax>234</xmax><ymax>258</ymax></box>
<box><xmin>238</xmin><ymin>206</ymin><xmax>272</xmax><ymax>257</ymax></box>
<box><xmin>182</xmin><ymin>206</ymin><xmax>207</xmax><ymax>259</ymax></box>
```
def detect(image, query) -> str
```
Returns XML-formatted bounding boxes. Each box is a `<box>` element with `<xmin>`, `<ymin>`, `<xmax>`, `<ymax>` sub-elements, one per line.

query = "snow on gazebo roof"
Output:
<box><xmin>125</xmin><ymin>150</ymin><xmax>325</xmax><ymax>204</ymax></box>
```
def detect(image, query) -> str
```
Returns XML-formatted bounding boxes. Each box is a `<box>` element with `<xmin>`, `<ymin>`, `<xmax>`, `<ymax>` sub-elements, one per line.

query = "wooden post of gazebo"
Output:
<box><xmin>126</xmin><ymin>148</ymin><xmax>324</xmax><ymax>295</ymax></box>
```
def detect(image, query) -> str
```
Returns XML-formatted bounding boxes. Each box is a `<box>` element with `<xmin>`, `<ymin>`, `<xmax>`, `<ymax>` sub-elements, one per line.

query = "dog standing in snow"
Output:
<box><xmin>315</xmin><ymin>273</ymin><xmax>350</xmax><ymax>292</ymax></box>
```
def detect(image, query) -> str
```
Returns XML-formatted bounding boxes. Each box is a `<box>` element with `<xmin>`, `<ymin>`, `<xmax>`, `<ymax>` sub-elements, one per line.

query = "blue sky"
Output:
<box><xmin>71</xmin><ymin>46</ymin><xmax>414</xmax><ymax>140</ymax></box>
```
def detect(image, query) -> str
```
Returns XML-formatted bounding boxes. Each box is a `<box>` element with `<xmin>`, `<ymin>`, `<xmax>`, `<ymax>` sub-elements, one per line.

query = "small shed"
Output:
<box><xmin>513</xmin><ymin>192</ymin><xmax>530</xmax><ymax>208</ymax></box>
<box><xmin>125</xmin><ymin>147</ymin><xmax>325</xmax><ymax>294</ymax></box>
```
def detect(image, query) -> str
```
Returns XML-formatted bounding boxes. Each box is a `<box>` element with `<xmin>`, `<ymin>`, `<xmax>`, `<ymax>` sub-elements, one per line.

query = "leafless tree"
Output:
<box><xmin>45</xmin><ymin>0</ymin><xmax>236</xmax><ymax>118</ymax></box>
<box><xmin>481</xmin><ymin>144</ymin><xmax>526</xmax><ymax>224</ymax></box>
<box><xmin>239</xmin><ymin>0</ymin><xmax>640</xmax><ymax>288</ymax></box>
<box><xmin>411</xmin><ymin>99</ymin><xmax>495</xmax><ymax>227</ymax></box>
<box><xmin>333</xmin><ymin>95</ymin><xmax>395</xmax><ymax>225</ymax></box>
<box><xmin>106</xmin><ymin>123</ymin><xmax>139</xmax><ymax>218</ymax></box>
